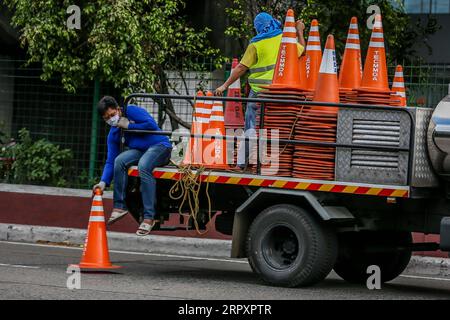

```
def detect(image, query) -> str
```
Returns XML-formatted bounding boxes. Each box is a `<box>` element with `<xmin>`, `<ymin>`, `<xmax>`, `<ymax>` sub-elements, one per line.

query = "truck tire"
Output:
<box><xmin>246</xmin><ymin>204</ymin><xmax>338</xmax><ymax>287</ymax></box>
<box><xmin>333</xmin><ymin>231</ymin><xmax>412</xmax><ymax>284</ymax></box>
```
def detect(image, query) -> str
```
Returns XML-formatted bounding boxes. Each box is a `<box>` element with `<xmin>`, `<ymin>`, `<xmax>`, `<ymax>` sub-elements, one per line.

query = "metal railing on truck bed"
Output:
<box><xmin>121</xmin><ymin>93</ymin><xmax>416</xmax><ymax>197</ymax></box>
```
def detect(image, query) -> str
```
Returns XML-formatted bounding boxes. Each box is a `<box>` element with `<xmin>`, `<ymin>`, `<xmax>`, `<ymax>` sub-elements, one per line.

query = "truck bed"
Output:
<box><xmin>127</xmin><ymin>166</ymin><xmax>410</xmax><ymax>198</ymax></box>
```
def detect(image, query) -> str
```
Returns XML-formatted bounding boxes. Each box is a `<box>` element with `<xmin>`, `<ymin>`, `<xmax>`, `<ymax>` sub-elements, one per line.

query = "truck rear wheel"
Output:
<box><xmin>246</xmin><ymin>204</ymin><xmax>338</xmax><ymax>287</ymax></box>
<box><xmin>333</xmin><ymin>231</ymin><xmax>412</xmax><ymax>284</ymax></box>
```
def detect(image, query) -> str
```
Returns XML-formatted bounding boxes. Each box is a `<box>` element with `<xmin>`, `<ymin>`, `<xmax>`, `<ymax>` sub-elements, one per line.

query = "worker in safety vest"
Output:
<box><xmin>215</xmin><ymin>12</ymin><xmax>305</xmax><ymax>169</ymax></box>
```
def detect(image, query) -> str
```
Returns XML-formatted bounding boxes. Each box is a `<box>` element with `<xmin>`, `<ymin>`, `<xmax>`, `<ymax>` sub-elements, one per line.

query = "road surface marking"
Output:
<box><xmin>0</xmin><ymin>241</ymin><xmax>247</xmax><ymax>264</ymax></box>
<box><xmin>400</xmin><ymin>275</ymin><xmax>450</xmax><ymax>282</ymax></box>
<box><xmin>0</xmin><ymin>263</ymin><xmax>39</xmax><ymax>269</ymax></box>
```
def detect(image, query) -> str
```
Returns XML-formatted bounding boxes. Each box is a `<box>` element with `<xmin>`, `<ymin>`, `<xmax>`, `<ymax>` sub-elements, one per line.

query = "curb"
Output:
<box><xmin>0</xmin><ymin>223</ymin><xmax>231</xmax><ymax>259</ymax></box>
<box><xmin>405</xmin><ymin>256</ymin><xmax>450</xmax><ymax>277</ymax></box>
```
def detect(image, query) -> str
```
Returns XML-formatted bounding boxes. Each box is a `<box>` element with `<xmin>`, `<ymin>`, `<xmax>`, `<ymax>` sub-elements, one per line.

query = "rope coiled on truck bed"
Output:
<box><xmin>168</xmin><ymin>162</ymin><xmax>213</xmax><ymax>235</ymax></box>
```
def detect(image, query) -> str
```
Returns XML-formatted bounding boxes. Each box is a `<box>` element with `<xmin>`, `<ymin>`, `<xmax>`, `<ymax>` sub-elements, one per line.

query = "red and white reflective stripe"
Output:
<box><xmin>306</xmin><ymin>45</ymin><xmax>321</xmax><ymax>51</ymax></box>
<box><xmin>281</xmin><ymin>37</ymin><xmax>297</xmax><ymax>44</ymax></box>
<box><xmin>209</xmin><ymin>116</ymin><xmax>224</xmax><ymax>122</ymax></box>
<box><xmin>369</xmin><ymin>41</ymin><xmax>384</xmax><ymax>48</ymax></box>
<box><xmin>308</xmin><ymin>36</ymin><xmax>320</xmax><ymax>42</ymax></box>
<box><xmin>347</xmin><ymin>34</ymin><xmax>360</xmax><ymax>40</ymax></box>
<box><xmin>345</xmin><ymin>43</ymin><xmax>360</xmax><ymax>50</ymax></box>
<box><xmin>285</xmin><ymin>16</ymin><xmax>295</xmax><ymax>23</ymax></box>
<box><xmin>283</xmin><ymin>27</ymin><xmax>297</xmax><ymax>33</ymax></box>
<box><xmin>89</xmin><ymin>216</ymin><xmax>105</xmax><ymax>222</ymax></box>
<box><xmin>349</xmin><ymin>23</ymin><xmax>358</xmax><ymax>29</ymax></box>
<box><xmin>392</xmin><ymin>81</ymin><xmax>405</xmax><ymax>88</ymax></box>
<box><xmin>93</xmin><ymin>196</ymin><xmax>102</xmax><ymax>201</ymax></box>
<box><xmin>371</xmin><ymin>32</ymin><xmax>384</xmax><ymax>39</ymax></box>
<box><xmin>310</xmin><ymin>26</ymin><xmax>319</xmax><ymax>32</ymax></box>
<box><xmin>90</xmin><ymin>206</ymin><xmax>104</xmax><ymax>212</ymax></box>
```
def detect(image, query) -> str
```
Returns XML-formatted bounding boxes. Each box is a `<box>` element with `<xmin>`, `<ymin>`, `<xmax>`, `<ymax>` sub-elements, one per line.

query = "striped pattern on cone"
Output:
<box><xmin>359</xmin><ymin>14</ymin><xmax>389</xmax><ymax>93</ymax></box>
<box><xmin>391</xmin><ymin>65</ymin><xmax>407</xmax><ymax>107</ymax></box>
<box><xmin>339</xmin><ymin>17</ymin><xmax>362</xmax><ymax>96</ymax></box>
<box><xmin>71</xmin><ymin>189</ymin><xmax>121</xmax><ymax>270</ymax></box>
<box><xmin>183</xmin><ymin>91</ymin><xmax>211</xmax><ymax>166</ymax></box>
<box><xmin>300</xmin><ymin>19</ymin><xmax>322</xmax><ymax>92</ymax></box>
<box><xmin>203</xmin><ymin>99</ymin><xmax>229</xmax><ymax>169</ymax></box>
<box><xmin>265</xmin><ymin>9</ymin><xmax>303</xmax><ymax>90</ymax></box>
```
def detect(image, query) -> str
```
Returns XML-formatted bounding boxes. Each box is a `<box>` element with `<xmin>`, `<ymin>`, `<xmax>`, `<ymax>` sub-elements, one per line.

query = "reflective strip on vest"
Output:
<box><xmin>248</xmin><ymin>78</ymin><xmax>272</xmax><ymax>85</ymax></box>
<box><xmin>249</xmin><ymin>64</ymin><xmax>276</xmax><ymax>74</ymax></box>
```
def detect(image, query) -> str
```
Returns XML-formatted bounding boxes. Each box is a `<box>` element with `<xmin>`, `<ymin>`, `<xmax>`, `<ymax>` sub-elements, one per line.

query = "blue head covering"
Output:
<box><xmin>250</xmin><ymin>12</ymin><xmax>282</xmax><ymax>43</ymax></box>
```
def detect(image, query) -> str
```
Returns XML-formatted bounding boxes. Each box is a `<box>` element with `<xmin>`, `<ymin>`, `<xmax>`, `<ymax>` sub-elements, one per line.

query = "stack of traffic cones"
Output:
<box><xmin>203</xmin><ymin>99</ymin><xmax>229</xmax><ymax>169</ymax></box>
<box><xmin>254</xmin><ymin>9</ymin><xmax>306</xmax><ymax>177</ymax></box>
<box><xmin>391</xmin><ymin>65</ymin><xmax>407</xmax><ymax>107</ymax></box>
<box><xmin>339</xmin><ymin>17</ymin><xmax>362</xmax><ymax>103</ymax></box>
<box><xmin>299</xmin><ymin>19</ymin><xmax>322</xmax><ymax>100</ymax></box>
<box><xmin>70</xmin><ymin>189</ymin><xmax>121</xmax><ymax>270</ymax></box>
<box><xmin>183</xmin><ymin>91</ymin><xmax>210</xmax><ymax>166</ymax></box>
<box><xmin>293</xmin><ymin>35</ymin><xmax>339</xmax><ymax>181</ymax></box>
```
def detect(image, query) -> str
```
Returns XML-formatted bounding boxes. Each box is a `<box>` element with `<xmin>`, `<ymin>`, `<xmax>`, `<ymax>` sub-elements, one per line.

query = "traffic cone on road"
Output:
<box><xmin>71</xmin><ymin>189</ymin><xmax>121</xmax><ymax>270</ymax></box>
<box><xmin>300</xmin><ymin>19</ymin><xmax>322</xmax><ymax>93</ymax></box>
<box><xmin>339</xmin><ymin>17</ymin><xmax>362</xmax><ymax>102</ymax></box>
<box><xmin>204</xmin><ymin>99</ymin><xmax>229</xmax><ymax>169</ymax></box>
<box><xmin>224</xmin><ymin>58</ymin><xmax>245</xmax><ymax>129</ymax></box>
<box><xmin>391</xmin><ymin>65</ymin><xmax>407</xmax><ymax>107</ymax></box>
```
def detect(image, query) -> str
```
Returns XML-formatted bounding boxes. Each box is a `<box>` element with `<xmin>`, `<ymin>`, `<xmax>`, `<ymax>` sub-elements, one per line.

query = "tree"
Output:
<box><xmin>5</xmin><ymin>0</ymin><xmax>226</xmax><ymax>128</ymax></box>
<box><xmin>225</xmin><ymin>0</ymin><xmax>440</xmax><ymax>64</ymax></box>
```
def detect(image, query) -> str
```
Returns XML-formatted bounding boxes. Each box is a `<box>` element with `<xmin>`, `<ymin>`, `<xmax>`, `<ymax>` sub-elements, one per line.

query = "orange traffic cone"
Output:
<box><xmin>204</xmin><ymin>99</ymin><xmax>229</xmax><ymax>169</ymax></box>
<box><xmin>339</xmin><ymin>17</ymin><xmax>362</xmax><ymax>91</ymax></box>
<box><xmin>71</xmin><ymin>189</ymin><xmax>121</xmax><ymax>270</ymax></box>
<box><xmin>391</xmin><ymin>65</ymin><xmax>407</xmax><ymax>107</ymax></box>
<box><xmin>264</xmin><ymin>9</ymin><xmax>303</xmax><ymax>90</ymax></box>
<box><xmin>224</xmin><ymin>58</ymin><xmax>245</xmax><ymax>129</ymax></box>
<box><xmin>313</xmin><ymin>34</ymin><xmax>339</xmax><ymax>112</ymax></box>
<box><xmin>359</xmin><ymin>14</ymin><xmax>389</xmax><ymax>93</ymax></box>
<box><xmin>183</xmin><ymin>91</ymin><xmax>210</xmax><ymax>166</ymax></box>
<box><xmin>300</xmin><ymin>19</ymin><xmax>322</xmax><ymax>92</ymax></box>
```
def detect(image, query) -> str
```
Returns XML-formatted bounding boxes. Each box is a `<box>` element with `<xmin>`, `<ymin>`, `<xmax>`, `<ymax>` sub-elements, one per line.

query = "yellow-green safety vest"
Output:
<box><xmin>248</xmin><ymin>34</ymin><xmax>282</xmax><ymax>92</ymax></box>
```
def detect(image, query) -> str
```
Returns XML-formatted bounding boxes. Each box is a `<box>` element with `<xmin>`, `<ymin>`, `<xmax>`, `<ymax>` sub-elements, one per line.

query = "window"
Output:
<box><xmin>402</xmin><ymin>0</ymin><xmax>450</xmax><ymax>13</ymax></box>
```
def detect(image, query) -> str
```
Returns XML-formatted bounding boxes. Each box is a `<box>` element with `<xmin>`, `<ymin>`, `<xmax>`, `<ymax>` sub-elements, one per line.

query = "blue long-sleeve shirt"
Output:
<box><xmin>100</xmin><ymin>105</ymin><xmax>171</xmax><ymax>185</ymax></box>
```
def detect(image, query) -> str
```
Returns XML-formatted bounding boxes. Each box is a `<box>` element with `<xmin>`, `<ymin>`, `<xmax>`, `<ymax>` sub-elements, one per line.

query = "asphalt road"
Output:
<box><xmin>0</xmin><ymin>241</ymin><xmax>449</xmax><ymax>300</ymax></box>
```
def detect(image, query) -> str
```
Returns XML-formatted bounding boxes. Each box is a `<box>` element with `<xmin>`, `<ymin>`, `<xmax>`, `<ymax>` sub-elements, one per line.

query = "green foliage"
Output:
<box><xmin>225</xmin><ymin>0</ymin><xmax>440</xmax><ymax>63</ymax></box>
<box><xmin>5</xmin><ymin>0</ymin><xmax>225</xmax><ymax>94</ymax></box>
<box><xmin>0</xmin><ymin>128</ymin><xmax>72</xmax><ymax>187</ymax></box>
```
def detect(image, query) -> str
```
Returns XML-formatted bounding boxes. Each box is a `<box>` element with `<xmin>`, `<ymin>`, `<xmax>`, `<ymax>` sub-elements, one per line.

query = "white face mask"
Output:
<box><xmin>106</xmin><ymin>114</ymin><xmax>120</xmax><ymax>127</ymax></box>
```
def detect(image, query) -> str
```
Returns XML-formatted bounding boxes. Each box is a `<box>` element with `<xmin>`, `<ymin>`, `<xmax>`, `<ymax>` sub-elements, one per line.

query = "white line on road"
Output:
<box><xmin>0</xmin><ymin>241</ymin><xmax>248</xmax><ymax>264</ymax></box>
<box><xmin>400</xmin><ymin>275</ymin><xmax>450</xmax><ymax>282</ymax></box>
<box><xmin>0</xmin><ymin>263</ymin><xmax>40</xmax><ymax>269</ymax></box>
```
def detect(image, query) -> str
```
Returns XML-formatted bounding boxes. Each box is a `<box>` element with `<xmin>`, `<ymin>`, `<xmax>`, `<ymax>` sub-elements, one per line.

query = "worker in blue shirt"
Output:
<box><xmin>93</xmin><ymin>96</ymin><xmax>172</xmax><ymax>236</ymax></box>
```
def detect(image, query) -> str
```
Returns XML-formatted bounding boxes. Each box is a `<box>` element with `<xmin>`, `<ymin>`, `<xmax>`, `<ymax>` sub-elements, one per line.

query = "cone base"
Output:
<box><xmin>70</xmin><ymin>263</ymin><xmax>122</xmax><ymax>270</ymax></box>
